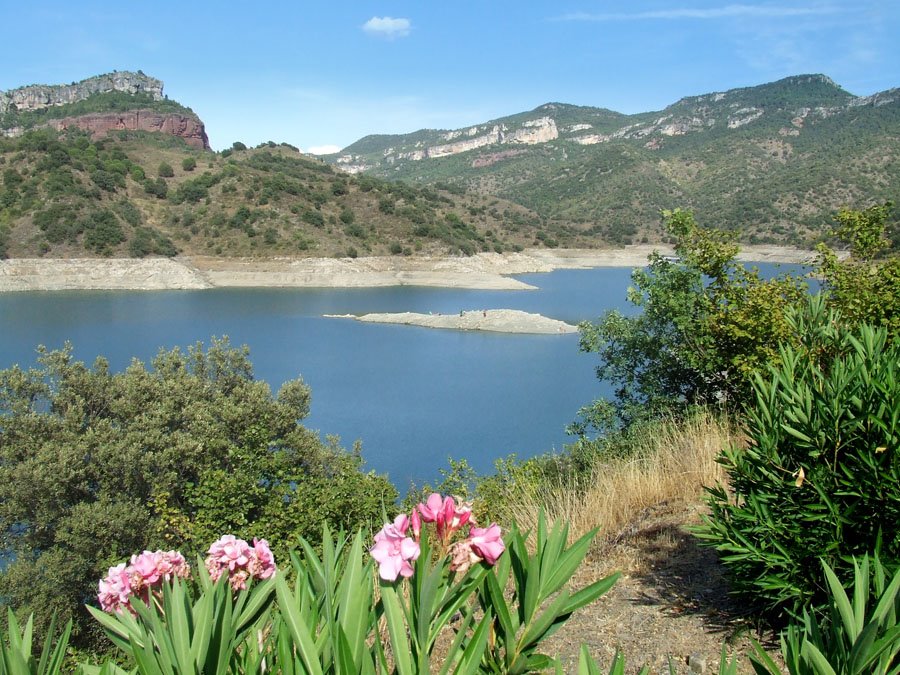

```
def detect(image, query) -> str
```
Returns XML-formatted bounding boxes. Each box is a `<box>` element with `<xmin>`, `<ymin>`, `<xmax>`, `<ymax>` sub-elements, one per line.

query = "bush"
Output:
<box><xmin>157</xmin><ymin>162</ymin><xmax>174</xmax><ymax>178</ymax></box>
<box><xmin>697</xmin><ymin>297</ymin><xmax>900</xmax><ymax>619</ymax></box>
<box><xmin>181</xmin><ymin>157</ymin><xmax>197</xmax><ymax>172</ymax></box>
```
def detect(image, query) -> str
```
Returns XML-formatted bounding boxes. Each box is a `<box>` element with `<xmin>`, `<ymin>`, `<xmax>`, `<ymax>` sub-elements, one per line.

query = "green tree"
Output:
<box><xmin>816</xmin><ymin>202</ymin><xmax>900</xmax><ymax>336</ymax></box>
<box><xmin>573</xmin><ymin>209</ymin><xmax>806</xmax><ymax>433</ymax></box>
<box><xmin>0</xmin><ymin>338</ymin><xmax>395</xmax><ymax>650</ymax></box>
<box><xmin>181</xmin><ymin>157</ymin><xmax>197</xmax><ymax>172</ymax></box>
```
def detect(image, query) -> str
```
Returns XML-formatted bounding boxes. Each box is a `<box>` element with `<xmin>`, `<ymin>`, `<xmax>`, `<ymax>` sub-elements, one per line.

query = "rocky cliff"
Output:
<box><xmin>47</xmin><ymin>110</ymin><xmax>209</xmax><ymax>149</ymax></box>
<box><xmin>0</xmin><ymin>71</ymin><xmax>209</xmax><ymax>149</ymax></box>
<box><xmin>0</xmin><ymin>71</ymin><xmax>163</xmax><ymax>113</ymax></box>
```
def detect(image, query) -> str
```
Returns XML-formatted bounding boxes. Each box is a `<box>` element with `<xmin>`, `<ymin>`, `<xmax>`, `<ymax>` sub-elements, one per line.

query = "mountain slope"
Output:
<box><xmin>329</xmin><ymin>75</ymin><xmax>900</xmax><ymax>245</ymax></box>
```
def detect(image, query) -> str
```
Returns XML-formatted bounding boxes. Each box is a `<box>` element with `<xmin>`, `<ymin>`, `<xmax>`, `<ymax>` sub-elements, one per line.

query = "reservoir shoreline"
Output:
<box><xmin>0</xmin><ymin>245</ymin><xmax>815</xmax><ymax>293</ymax></box>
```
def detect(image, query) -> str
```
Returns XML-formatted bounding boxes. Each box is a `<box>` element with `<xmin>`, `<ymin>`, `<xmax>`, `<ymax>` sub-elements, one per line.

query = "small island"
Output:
<box><xmin>324</xmin><ymin>309</ymin><xmax>578</xmax><ymax>334</ymax></box>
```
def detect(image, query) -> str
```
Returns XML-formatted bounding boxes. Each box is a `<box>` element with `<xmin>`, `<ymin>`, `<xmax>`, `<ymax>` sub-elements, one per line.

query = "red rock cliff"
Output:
<box><xmin>47</xmin><ymin>110</ymin><xmax>209</xmax><ymax>149</ymax></box>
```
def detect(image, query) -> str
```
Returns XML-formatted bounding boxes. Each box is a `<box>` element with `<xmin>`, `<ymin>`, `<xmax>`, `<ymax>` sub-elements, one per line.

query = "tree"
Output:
<box><xmin>181</xmin><ymin>157</ymin><xmax>197</xmax><ymax>172</ymax></box>
<box><xmin>572</xmin><ymin>209</ymin><xmax>806</xmax><ymax>433</ymax></box>
<box><xmin>0</xmin><ymin>338</ymin><xmax>396</xmax><ymax>649</ymax></box>
<box><xmin>816</xmin><ymin>202</ymin><xmax>900</xmax><ymax>336</ymax></box>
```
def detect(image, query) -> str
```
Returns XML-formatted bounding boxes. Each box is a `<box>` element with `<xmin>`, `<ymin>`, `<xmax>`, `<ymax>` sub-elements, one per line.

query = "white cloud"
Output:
<box><xmin>555</xmin><ymin>4</ymin><xmax>841</xmax><ymax>21</ymax></box>
<box><xmin>304</xmin><ymin>144</ymin><xmax>342</xmax><ymax>155</ymax></box>
<box><xmin>362</xmin><ymin>16</ymin><xmax>411</xmax><ymax>39</ymax></box>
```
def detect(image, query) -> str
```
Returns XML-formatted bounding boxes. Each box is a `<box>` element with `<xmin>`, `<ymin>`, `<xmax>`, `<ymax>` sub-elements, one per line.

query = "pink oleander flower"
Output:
<box><xmin>371</xmin><ymin>515</ymin><xmax>420</xmax><ymax>581</ymax></box>
<box><xmin>447</xmin><ymin>539</ymin><xmax>482</xmax><ymax>574</ymax></box>
<box><xmin>249</xmin><ymin>538</ymin><xmax>276</xmax><ymax>580</ymax></box>
<box><xmin>207</xmin><ymin>534</ymin><xmax>252</xmax><ymax>571</ymax></box>
<box><xmin>417</xmin><ymin>493</ymin><xmax>473</xmax><ymax>540</ymax></box>
<box><xmin>156</xmin><ymin>550</ymin><xmax>191</xmax><ymax>580</ymax></box>
<box><xmin>98</xmin><ymin>563</ymin><xmax>132</xmax><ymax>614</ymax></box>
<box><xmin>418</xmin><ymin>493</ymin><xmax>445</xmax><ymax>523</ymax></box>
<box><xmin>99</xmin><ymin>550</ymin><xmax>193</xmax><ymax>614</ymax></box>
<box><xmin>468</xmin><ymin>524</ymin><xmax>505</xmax><ymax>565</ymax></box>
<box><xmin>205</xmin><ymin>534</ymin><xmax>277</xmax><ymax>587</ymax></box>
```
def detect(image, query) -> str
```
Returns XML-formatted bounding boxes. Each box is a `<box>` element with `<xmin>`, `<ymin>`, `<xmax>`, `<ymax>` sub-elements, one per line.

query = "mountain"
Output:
<box><xmin>0</xmin><ymin>73</ymin><xmax>554</xmax><ymax>260</ymax></box>
<box><xmin>328</xmin><ymin>75</ymin><xmax>900</xmax><ymax>245</ymax></box>
<box><xmin>1</xmin><ymin>71</ymin><xmax>209</xmax><ymax>149</ymax></box>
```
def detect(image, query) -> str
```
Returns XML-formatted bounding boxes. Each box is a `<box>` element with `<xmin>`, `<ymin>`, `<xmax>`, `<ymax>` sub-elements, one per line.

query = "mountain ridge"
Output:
<box><xmin>327</xmin><ymin>73</ymin><xmax>899</xmax><ymax>245</ymax></box>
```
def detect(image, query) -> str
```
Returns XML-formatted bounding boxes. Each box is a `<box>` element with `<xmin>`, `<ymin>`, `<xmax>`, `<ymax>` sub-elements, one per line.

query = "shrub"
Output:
<box><xmin>181</xmin><ymin>157</ymin><xmax>197</xmax><ymax>172</ymax></box>
<box><xmin>697</xmin><ymin>297</ymin><xmax>900</xmax><ymax>619</ymax></box>
<box><xmin>157</xmin><ymin>162</ymin><xmax>174</xmax><ymax>178</ymax></box>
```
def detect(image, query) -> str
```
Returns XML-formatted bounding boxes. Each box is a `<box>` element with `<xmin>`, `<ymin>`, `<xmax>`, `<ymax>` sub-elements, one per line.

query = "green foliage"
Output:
<box><xmin>574</xmin><ymin>209</ymin><xmax>806</xmax><ymax>432</ymax></box>
<box><xmin>477</xmin><ymin>514</ymin><xmax>619</xmax><ymax>673</ymax></box>
<box><xmin>180</xmin><ymin>157</ymin><xmax>196</xmax><ymax>172</ymax></box>
<box><xmin>82</xmin><ymin>209</ymin><xmax>125</xmax><ymax>255</ymax></box>
<box><xmin>88</xmin><ymin>572</ymin><xmax>274</xmax><ymax>675</ymax></box>
<box><xmin>156</xmin><ymin>162</ymin><xmax>174</xmax><ymax>178</ymax></box>
<box><xmin>0</xmin><ymin>339</ymin><xmax>395</xmax><ymax>651</ymax></box>
<box><xmin>0</xmin><ymin>611</ymin><xmax>71</xmax><ymax>675</ymax></box>
<box><xmin>81</xmin><ymin>517</ymin><xmax>611</xmax><ymax>673</ymax></box>
<box><xmin>817</xmin><ymin>202</ymin><xmax>900</xmax><ymax>337</ymax></box>
<box><xmin>697</xmin><ymin>298</ymin><xmax>900</xmax><ymax>618</ymax></box>
<box><xmin>750</xmin><ymin>555</ymin><xmax>900</xmax><ymax>675</ymax></box>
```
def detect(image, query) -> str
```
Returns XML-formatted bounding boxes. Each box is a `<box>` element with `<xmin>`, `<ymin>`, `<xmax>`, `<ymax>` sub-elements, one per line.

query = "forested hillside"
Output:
<box><xmin>331</xmin><ymin>75</ymin><xmax>900</xmax><ymax>245</ymax></box>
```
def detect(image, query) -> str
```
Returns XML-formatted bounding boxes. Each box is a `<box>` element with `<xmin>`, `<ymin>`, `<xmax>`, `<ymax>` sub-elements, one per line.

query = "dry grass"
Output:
<box><xmin>494</xmin><ymin>410</ymin><xmax>742</xmax><ymax>552</ymax></box>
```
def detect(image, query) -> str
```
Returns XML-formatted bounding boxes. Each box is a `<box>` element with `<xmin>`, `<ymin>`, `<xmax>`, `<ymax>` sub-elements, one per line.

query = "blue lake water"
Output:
<box><xmin>0</xmin><ymin>263</ymin><xmax>805</xmax><ymax>488</ymax></box>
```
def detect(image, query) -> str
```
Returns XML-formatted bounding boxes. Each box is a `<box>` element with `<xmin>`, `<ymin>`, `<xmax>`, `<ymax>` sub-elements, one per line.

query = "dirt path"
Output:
<box><xmin>544</xmin><ymin>501</ymin><xmax>777</xmax><ymax>674</ymax></box>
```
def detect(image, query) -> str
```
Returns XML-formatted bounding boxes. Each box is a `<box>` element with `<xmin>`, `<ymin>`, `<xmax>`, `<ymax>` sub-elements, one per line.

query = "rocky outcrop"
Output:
<box><xmin>0</xmin><ymin>71</ymin><xmax>162</xmax><ymax>113</ymax></box>
<box><xmin>46</xmin><ymin>110</ymin><xmax>209</xmax><ymax>149</ymax></box>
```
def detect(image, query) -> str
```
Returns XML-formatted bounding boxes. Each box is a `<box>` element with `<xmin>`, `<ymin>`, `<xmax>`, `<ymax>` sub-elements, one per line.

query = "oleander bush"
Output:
<box><xmin>76</xmin><ymin>503</ymin><xmax>615</xmax><ymax>674</ymax></box>
<box><xmin>698</xmin><ymin>297</ymin><xmax>900</xmax><ymax>619</ymax></box>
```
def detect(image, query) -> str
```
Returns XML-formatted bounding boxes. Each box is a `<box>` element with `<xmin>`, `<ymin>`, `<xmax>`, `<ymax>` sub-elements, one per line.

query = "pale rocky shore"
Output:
<box><xmin>325</xmin><ymin>309</ymin><xmax>578</xmax><ymax>335</ymax></box>
<box><xmin>0</xmin><ymin>245</ymin><xmax>815</xmax><ymax>292</ymax></box>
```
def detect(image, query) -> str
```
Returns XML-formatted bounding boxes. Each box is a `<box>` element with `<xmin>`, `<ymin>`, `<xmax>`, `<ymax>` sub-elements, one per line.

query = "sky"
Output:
<box><xmin>2</xmin><ymin>1</ymin><xmax>898</xmax><ymax>153</ymax></box>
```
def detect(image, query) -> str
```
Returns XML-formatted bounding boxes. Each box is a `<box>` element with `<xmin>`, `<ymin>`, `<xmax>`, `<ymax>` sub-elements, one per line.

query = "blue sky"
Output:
<box><xmin>2</xmin><ymin>1</ymin><xmax>898</xmax><ymax>152</ymax></box>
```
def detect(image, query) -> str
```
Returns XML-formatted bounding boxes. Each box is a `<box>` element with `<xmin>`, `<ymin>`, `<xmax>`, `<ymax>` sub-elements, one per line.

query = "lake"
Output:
<box><xmin>0</xmin><ymin>263</ymin><xmax>803</xmax><ymax>488</ymax></box>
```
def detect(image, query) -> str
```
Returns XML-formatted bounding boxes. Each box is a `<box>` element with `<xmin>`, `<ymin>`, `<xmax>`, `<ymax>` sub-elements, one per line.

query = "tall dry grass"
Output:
<box><xmin>495</xmin><ymin>409</ymin><xmax>742</xmax><ymax>547</ymax></box>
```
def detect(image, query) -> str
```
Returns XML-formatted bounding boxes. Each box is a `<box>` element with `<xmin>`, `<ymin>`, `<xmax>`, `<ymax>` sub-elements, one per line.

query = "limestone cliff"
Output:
<box><xmin>0</xmin><ymin>71</ymin><xmax>163</xmax><ymax>113</ymax></box>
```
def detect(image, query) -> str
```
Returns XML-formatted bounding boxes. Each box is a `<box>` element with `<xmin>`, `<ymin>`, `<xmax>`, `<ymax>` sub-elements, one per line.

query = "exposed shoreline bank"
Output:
<box><xmin>0</xmin><ymin>245</ymin><xmax>816</xmax><ymax>292</ymax></box>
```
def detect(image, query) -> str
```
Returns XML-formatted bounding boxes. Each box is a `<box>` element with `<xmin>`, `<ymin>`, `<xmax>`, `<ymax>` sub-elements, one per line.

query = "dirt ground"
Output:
<box><xmin>542</xmin><ymin>501</ymin><xmax>780</xmax><ymax>674</ymax></box>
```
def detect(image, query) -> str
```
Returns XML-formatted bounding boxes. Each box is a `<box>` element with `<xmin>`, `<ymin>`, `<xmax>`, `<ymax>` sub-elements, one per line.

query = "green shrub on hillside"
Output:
<box><xmin>697</xmin><ymin>297</ymin><xmax>900</xmax><ymax>619</ymax></box>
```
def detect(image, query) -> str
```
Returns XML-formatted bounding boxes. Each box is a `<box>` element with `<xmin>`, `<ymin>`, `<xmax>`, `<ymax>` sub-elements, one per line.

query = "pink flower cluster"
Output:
<box><xmin>98</xmin><ymin>550</ymin><xmax>191</xmax><ymax>614</ymax></box>
<box><xmin>205</xmin><ymin>535</ymin><xmax>276</xmax><ymax>590</ymax></box>
<box><xmin>370</xmin><ymin>493</ymin><xmax>506</xmax><ymax>581</ymax></box>
<box><xmin>98</xmin><ymin>536</ymin><xmax>277</xmax><ymax>614</ymax></box>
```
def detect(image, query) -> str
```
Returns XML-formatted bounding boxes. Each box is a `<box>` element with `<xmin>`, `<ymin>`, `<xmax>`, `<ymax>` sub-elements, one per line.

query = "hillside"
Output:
<box><xmin>0</xmin><ymin>71</ymin><xmax>575</xmax><ymax>259</ymax></box>
<box><xmin>329</xmin><ymin>75</ymin><xmax>900</xmax><ymax>245</ymax></box>
<box><xmin>0</xmin><ymin>127</ymin><xmax>563</xmax><ymax>259</ymax></box>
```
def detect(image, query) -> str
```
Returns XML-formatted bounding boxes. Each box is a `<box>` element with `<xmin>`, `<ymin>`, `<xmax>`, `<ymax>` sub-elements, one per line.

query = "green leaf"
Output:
<box><xmin>275</xmin><ymin>575</ymin><xmax>324</xmax><ymax>675</ymax></box>
<box><xmin>379</xmin><ymin>583</ymin><xmax>414</xmax><ymax>675</ymax></box>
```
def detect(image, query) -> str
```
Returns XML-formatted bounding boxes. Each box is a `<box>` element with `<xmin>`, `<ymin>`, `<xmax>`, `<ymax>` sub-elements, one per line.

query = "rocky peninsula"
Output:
<box><xmin>324</xmin><ymin>309</ymin><xmax>578</xmax><ymax>335</ymax></box>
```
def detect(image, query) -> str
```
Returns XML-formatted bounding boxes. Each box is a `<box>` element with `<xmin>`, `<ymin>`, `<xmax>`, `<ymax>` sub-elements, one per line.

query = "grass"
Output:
<box><xmin>494</xmin><ymin>410</ymin><xmax>739</xmax><ymax>550</ymax></box>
